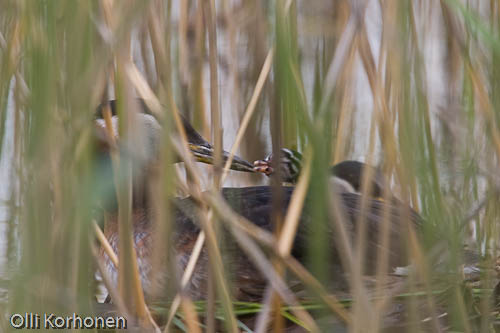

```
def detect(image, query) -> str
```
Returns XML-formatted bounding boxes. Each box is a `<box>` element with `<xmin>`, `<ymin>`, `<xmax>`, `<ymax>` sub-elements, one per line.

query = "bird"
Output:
<box><xmin>252</xmin><ymin>148</ymin><xmax>423</xmax><ymax>272</ymax></box>
<box><xmin>94</xmin><ymin>99</ymin><xmax>268</xmax><ymax>301</ymax></box>
<box><xmin>253</xmin><ymin>148</ymin><xmax>387</xmax><ymax>198</ymax></box>
<box><xmin>95</xmin><ymin>104</ymin><xmax>422</xmax><ymax>304</ymax></box>
<box><xmin>252</xmin><ymin>148</ymin><xmax>485</xmax><ymax>270</ymax></box>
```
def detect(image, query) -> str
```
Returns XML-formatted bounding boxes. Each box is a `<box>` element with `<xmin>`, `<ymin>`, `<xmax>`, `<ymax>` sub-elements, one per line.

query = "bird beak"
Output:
<box><xmin>252</xmin><ymin>159</ymin><xmax>274</xmax><ymax>176</ymax></box>
<box><xmin>188</xmin><ymin>143</ymin><xmax>255</xmax><ymax>172</ymax></box>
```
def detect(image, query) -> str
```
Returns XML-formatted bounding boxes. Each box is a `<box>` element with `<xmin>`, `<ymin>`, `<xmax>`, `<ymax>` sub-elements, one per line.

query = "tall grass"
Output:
<box><xmin>1</xmin><ymin>0</ymin><xmax>500</xmax><ymax>332</ymax></box>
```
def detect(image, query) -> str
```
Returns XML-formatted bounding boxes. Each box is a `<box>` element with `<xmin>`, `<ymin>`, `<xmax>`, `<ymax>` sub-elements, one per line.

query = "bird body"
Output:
<box><xmin>100</xmin><ymin>186</ymin><xmax>422</xmax><ymax>301</ymax></box>
<box><xmin>101</xmin><ymin>192</ymin><xmax>266</xmax><ymax>302</ymax></box>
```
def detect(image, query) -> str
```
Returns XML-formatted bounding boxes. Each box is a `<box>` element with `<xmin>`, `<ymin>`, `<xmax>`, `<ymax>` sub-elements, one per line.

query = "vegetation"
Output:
<box><xmin>1</xmin><ymin>0</ymin><xmax>500</xmax><ymax>332</ymax></box>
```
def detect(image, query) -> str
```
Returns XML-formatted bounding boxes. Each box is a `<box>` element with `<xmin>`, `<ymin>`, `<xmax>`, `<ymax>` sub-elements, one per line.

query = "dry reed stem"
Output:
<box><xmin>202</xmin><ymin>1</ymin><xmax>225</xmax><ymax>330</ymax></box>
<box><xmin>163</xmin><ymin>141</ymin><xmax>347</xmax><ymax>327</ymax></box>
<box><xmin>202</xmin><ymin>191</ymin><xmax>350</xmax><ymax>324</ymax></box>
<box><xmin>221</xmin><ymin>50</ymin><xmax>273</xmax><ymax>182</ymax></box>
<box><xmin>159</xmin><ymin>154</ymin><xmax>204</xmax><ymax>330</ymax></box>
<box><xmin>91</xmin><ymin>244</ymin><xmax>130</xmax><ymax>319</ymax></box>
<box><xmin>93</xmin><ymin>227</ymin><xmax>160</xmax><ymax>333</ymax></box>
<box><xmin>145</xmin><ymin>7</ymin><xmax>205</xmax><ymax>329</ymax></box>
<box><xmin>177</xmin><ymin>1</ymin><xmax>189</xmax><ymax>85</ymax></box>
<box><xmin>327</xmin><ymin>192</ymin><xmax>355</xmax><ymax>276</ymax></box>
<box><xmin>467</xmin><ymin>61</ymin><xmax>500</xmax><ymax>161</ymax></box>
<box><xmin>356</xmin><ymin>11</ymin><xmax>440</xmax><ymax>330</ymax></box>
<box><xmin>192</xmin><ymin>3</ymin><xmax>209</xmax><ymax>138</ymax></box>
<box><xmin>283</xmin><ymin>256</ymin><xmax>351</xmax><ymax>324</ymax></box>
<box><xmin>146</xmin><ymin>13</ymin><xmax>272</xmax><ymax>330</ymax></box>
<box><xmin>126</xmin><ymin>37</ymin><xmax>203</xmax><ymax>190</ymax></box>
<box><xmin>162</xmin><ymin>228</ymin><xmax>207</xmax><ymax>331</ymax></box>
<box><xmin>254</xmin><ymin>287</ymin><xmax>274</xmax><ymax>333</ymax></box>
<box><xmin>374</xmin><ymin>4</ymin><xmax>421</xmax><ymax>325</ymax></box>
<box><xmin>220</xmin><ymin>0</ymin><xmax>294</xmax><ymax>185</ymax></box>
<box><xmin>122</xmin><ymin>6</ymin><xmax>300</xmax><ymax>328</ymax></box>
<box><xmin>126</xmin><ymin>64</ymin><xmax>163</xmax><ymax>115</ymax></box>
<box><xmin>332</xmin><ymin>39</ymin><xmax>358</xmax><ymax>164</ymax></box>
<box><xmin>318</xmin><ymin>14</ymin><xmax>357</xmax><ymax>114</ymax></box>
<box><xmin>408</xmin><ymin>7</ymin><xmax>452</xmax><ymax>330</ymax></box>
<box><xmin>112</xmin><ymin>89</ymin><xmax>151</xmax><ymax>327</ymax></box>
<box><xmin>147</xmin><ymin>6</ymin><xmax>168</xmax><ymax>81</ymax></box>
<box><xmin>373</xmin><ymin>190</ymin><xmax>398</xmax><ymax>327</ymax></box>
<box><xmin>256</xmin><ymin>149</ymin><xmax>313</xmax><ymax>331</ymax></box>
<box><xmin>139</xmin><ymin>27</ymin><xmax>155</xmax><ymax>91</ymax></box>
<box><xmin>146</xmin><ymin>0</ymin><xmax>238</xmax><ymax>329</ymax></box>
<box><xmin>161</xmin><ymin>137</ymin><xmax>230</xmax><ymax>332</ymax></box>
<box><xmin>180</xmin><ymin>296</ymin><xmax>202</xmax><ymax>333</ymax></box>
<box><xmin>198</xmin><ymin>207</ymin><xmax>238</xmax><ymax>332</ymax></box>
<box><xmin>99</xmin><ymin>96</ymin><xmax>148</xmax><ymax>320</ymax></box>
<box><xmin>146</xmin><ymin>1</ymin><xmax>173</xmax><ymax>299</ymax></box>
<box><xmin>270</xmin><ymin>3</ymin><xmax>301</xmax><ymax>330</ymax></box>
<box><xmin>407</xmin><ymin>3</ymin><xmax>434</xmax><ymax>212</ymax></box>
<box><xmin>277</xmin><ymin>148</ymin><xmax>312</xmax><ymax>256</ymax></box>
<box><xmin>2</xmin><ymin>21</ymin><xmax>22</xmax><ymax>81</ymax></box>
<box><xmin>229</xmin><ymin>227</ymin><xmax>319</xmax><ymax>332</ymax></box>
<box><xmin>374</xmin><ymin>0</ymin><xmax>399</xmax><ymax>294</ymax></box>
<box><xmin>222</xmin><ymin>0</ymin><xmax>242</xmax><ymax>131</ymax></box>
<box><xmin>163</xmin><ymin>232</ymin><xmax>206</xmax><ymax>331</ymax></box>
<box><xmin>321</xmin><ymin>9</ymin><xmax>377</xmax><ymax>331</ymax></box>
<box><xmin>356</xmin><ymin>23</ymin><xmax>395</xmax><ymax>333</ymax></box>
<box><xmin>93</xmin><ymin>220</ymin><xmax>118</xmax><ymax>268</ymax></box>
<box><xmin>98</xmin><ymin>1</ymin><xmax>155</xmax><ymax>326</ymax></box>
<box><xmin>101</xmin><ymin>0</ymin><xmax>115</xmax><ymax>29</ymax></box>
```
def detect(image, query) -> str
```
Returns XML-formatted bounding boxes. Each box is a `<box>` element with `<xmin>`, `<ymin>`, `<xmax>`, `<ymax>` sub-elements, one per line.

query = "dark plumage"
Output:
<box><xmin>101</xmin><ymin>185</ymin><xmax>422</xmax><ymax>301</ymax></box>
<box><xmin>331</xmin><ymin>160</ymin><xmax>386</xmax><ymax>198</ymax></box>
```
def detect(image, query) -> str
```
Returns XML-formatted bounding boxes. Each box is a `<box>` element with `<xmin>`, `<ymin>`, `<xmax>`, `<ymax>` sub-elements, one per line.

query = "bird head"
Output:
<box><xmin>253</xmin><ymin>148</ymin><xmax>303</xmax><ymax>184</ymax></box>
<box><xmin>94</xmin><ymin>99</ymin><xmax>255</xmax><ymax>173</ymax></box>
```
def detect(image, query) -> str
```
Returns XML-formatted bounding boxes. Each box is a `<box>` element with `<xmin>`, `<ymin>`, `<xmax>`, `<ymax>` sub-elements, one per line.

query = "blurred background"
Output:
<box><xmin>1</xmin><ymin>0</ymin><xmax>500</xmax><ymax>332</ymax></box>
